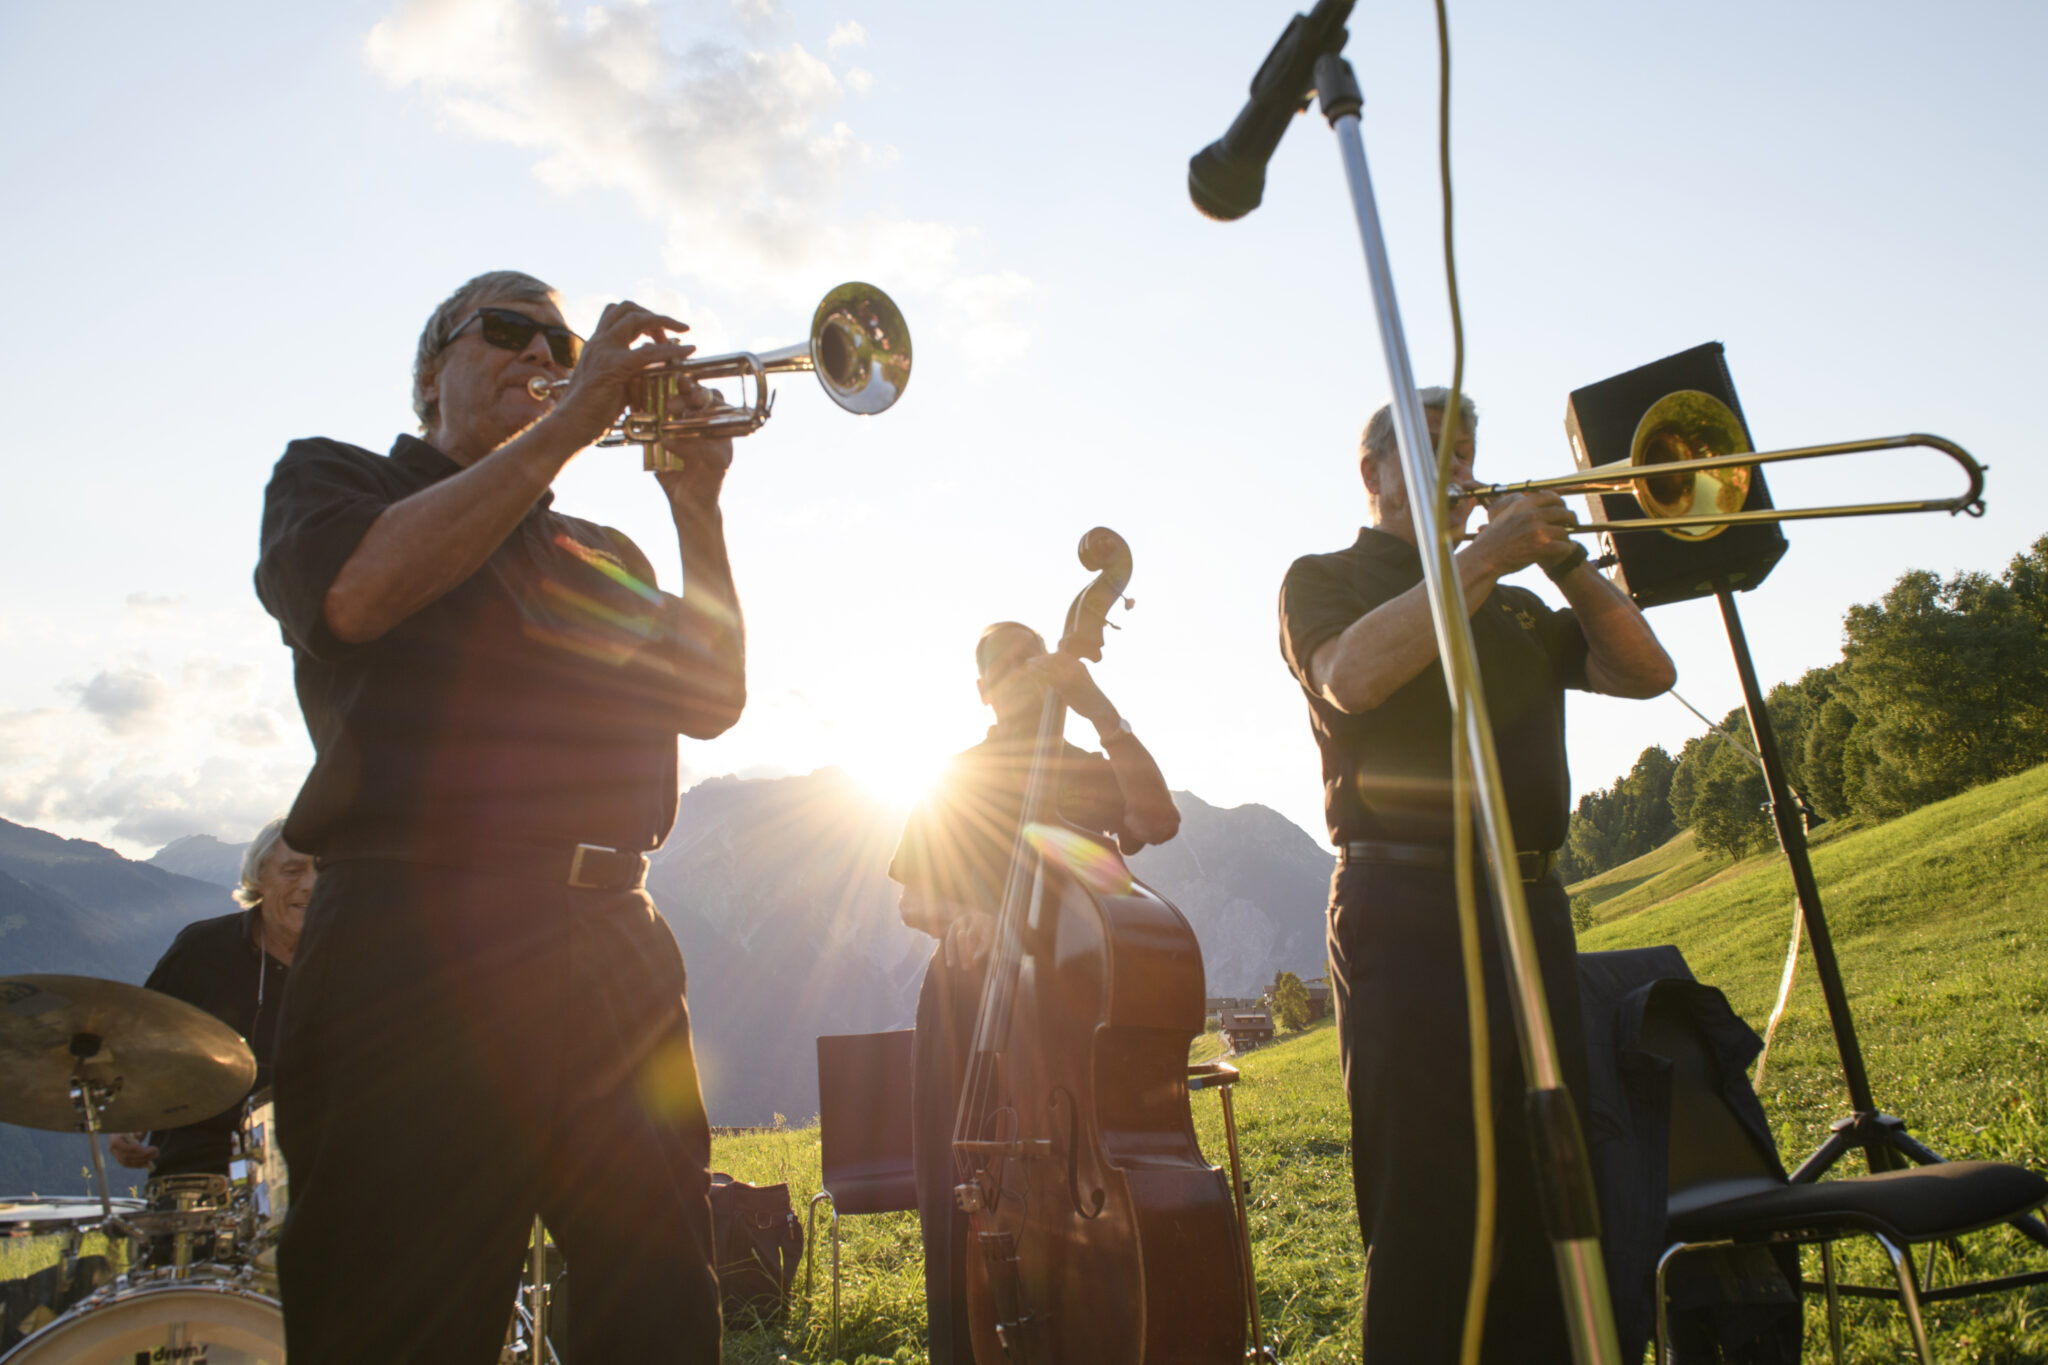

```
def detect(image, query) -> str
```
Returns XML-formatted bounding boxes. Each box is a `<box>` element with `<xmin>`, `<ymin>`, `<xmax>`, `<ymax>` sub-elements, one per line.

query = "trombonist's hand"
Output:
<box><xmin>1468</xmin><ymin>490</ymin><xmax>1580</xmax><ymax>576</ymax></box>
<box><xmin>546</xmin><ymin>300</ymin><xmax>700</xmax><ymax>452</ymax></box>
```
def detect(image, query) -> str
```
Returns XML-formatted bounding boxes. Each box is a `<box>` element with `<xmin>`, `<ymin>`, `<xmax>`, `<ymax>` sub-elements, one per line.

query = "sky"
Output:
<box><xmin>1</xmin><ymin>0</ymin><xmax>2042</xmax><ymax>858</ymax></box>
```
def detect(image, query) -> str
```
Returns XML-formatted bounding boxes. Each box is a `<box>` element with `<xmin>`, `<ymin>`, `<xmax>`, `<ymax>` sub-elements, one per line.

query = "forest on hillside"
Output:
<box><xmin>1558</xmin><ymin>533</ymin><xmax>2048</xmax><ymax>881</ymax></box>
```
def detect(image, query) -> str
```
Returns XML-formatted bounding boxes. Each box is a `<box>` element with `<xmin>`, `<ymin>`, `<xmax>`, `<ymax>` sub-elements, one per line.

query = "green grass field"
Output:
<box><xmin>1575</xmin><ymin>762</ymin><xmax>2048</xmax><ymax>1362</ymax></box>
<box><xmin>8</xmin><ymin>766</ymin><xmax>2045</xmax><ymax>1360</ymax></box>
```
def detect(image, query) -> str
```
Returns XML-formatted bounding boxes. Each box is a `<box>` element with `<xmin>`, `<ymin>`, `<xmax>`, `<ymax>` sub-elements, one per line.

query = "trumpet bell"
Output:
<box><xmin>1628</xmin><ymin>390</ymin><xmax>1753</xmax><ymax>541</ymax></box>
<box><xmin>810</xmin><ymin>281</ymin><xmax>912</xmax><ymax>416</ymax></box>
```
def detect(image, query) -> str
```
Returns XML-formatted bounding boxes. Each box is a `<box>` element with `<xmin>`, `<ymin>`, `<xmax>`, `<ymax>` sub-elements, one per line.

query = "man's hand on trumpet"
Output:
<box><xmin>541</xmin><ymin>300</ymin><xmax>734</xmax><ymax>508</ymax></box>
<box><xmin>543</xmin><ymin>300</ymin><xmax>696</xmax><ymax>444</ymax></box>
<box><xmin>1464</xmin><ymin>489</ymin><xmax>1581</xmax><ymax>576</ymax></box>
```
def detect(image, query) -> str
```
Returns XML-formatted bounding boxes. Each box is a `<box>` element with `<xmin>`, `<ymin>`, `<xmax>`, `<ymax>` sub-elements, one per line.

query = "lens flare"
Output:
<box><xmin>1023</xmin><ymin>822</ymin><xmax>1134</xmax><ymax>897</ymax></box>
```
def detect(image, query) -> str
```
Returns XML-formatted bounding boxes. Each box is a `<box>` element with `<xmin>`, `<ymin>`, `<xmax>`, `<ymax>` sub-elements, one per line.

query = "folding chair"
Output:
<box><xmin>1644</xmin><ymin>982</ymin><xmax>2048</xmax><ymax>1363</ymax></box>
<box><xmin>808</xmin><ymin>1030</ymin><xmax>918</xmax><ymax>1355</ymax></box>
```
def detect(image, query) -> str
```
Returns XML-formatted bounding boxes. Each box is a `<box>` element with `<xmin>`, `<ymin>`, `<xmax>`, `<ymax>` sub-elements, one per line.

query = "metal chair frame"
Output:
<box><xmin>1644</xmin><ymin>985</ymin><xmax>2047</xmax><ymax>1364</ymax></box>
<box><xmin>806</xmin><ymin>1030</ymin><xmax>919</xmax><ymax>1359</ymax></box>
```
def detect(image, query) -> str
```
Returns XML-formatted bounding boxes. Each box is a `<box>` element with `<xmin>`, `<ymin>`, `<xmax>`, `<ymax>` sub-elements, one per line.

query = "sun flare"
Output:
<box><xmin>846</xmin><ymin>749</ymin><xmax>946</xmax><ymax>807</ymax></box>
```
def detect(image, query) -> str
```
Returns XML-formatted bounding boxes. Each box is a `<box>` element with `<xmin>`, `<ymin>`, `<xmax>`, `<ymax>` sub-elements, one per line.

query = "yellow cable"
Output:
<box><xmin>1426</xmin><ymin>3</ymin><xmax>1496</xmax><ymax>1364</ymax></box>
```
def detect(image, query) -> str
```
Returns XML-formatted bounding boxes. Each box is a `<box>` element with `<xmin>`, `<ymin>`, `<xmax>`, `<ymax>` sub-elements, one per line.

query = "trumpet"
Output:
<box><xmin>529</xmin><ymin>281</ymin><xmax>911</xmax><ymax>470</ymax></box>
<box><xmin>1464</xmin><ymin>390</ymin><xmax>1986</xmax><ymax>540</ymax></box>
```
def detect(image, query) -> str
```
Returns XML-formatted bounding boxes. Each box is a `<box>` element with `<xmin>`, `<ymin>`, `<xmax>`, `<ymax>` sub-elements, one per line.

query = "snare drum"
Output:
<box><xmin>0</xmin><ymin>1277</ymin><xmax>283</xmax><ymax>1364</ymax></box>
<box><xmin>0</xmin><ymin>1198</ymin><xmax>144</xmax><ymax>1244</ymax></box>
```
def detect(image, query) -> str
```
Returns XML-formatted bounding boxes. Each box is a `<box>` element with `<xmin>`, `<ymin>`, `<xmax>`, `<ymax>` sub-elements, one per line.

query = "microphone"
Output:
<box><xmin>1187</xmin><ymin>0</ymin><xmax>1353</xmax><ymax>221</ymax></box>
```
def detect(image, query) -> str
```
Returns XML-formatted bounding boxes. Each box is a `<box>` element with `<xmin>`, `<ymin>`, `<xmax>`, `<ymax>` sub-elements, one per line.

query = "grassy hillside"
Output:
<box><xmin>1576</xmin><ymin>762</ymin><xmax>2048</xmax><ymax>1361</ymax></box>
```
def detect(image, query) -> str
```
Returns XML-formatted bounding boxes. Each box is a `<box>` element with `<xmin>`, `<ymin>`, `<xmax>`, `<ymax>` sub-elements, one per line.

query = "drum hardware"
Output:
<box><xmin>1460</xmin><ymin>390</ymin><xmax>1986</xmax><ymax>540</ymax></box>
<box><xmin>525</xmin><ymin>280</ymin><xmax>912</xmax><ymax>470</ymax></box>
<box><xmin>130</xmin><ymin>1175</ymin><xmax>239</xmax><ymax>1270</ymax></box>
<box><xmin>499</xmin><ymin>1217</ymin><xmax>564</xmax><ymax>1365</ymax></box>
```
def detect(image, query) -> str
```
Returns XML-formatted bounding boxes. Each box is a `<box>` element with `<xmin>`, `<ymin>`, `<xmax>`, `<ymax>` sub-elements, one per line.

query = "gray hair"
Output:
<box><xmin>412</xmin><ymin>270</ymin><xmax>561</xmax><ymax>432</ymax></box>
<box><xmin>234</xmin><ymin>817</ymin><xmax>290</xmax><ymax>909</ymax></box>
<box><xmin>1360</xmin><ymin>386</ymin><xmax>1480</xmax><ymax>464</ymax></box>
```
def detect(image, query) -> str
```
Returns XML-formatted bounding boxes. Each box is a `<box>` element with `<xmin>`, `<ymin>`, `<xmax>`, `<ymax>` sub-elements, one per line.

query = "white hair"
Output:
<box><xmin>234</xmin><ymin>817</ymin><xmax>290</xmax><ymax>909</ymax></box>
<box><xmin>1360</xmin><ymin>386</ymin><xmax>1479</xmax><ymax>464</ymax></box>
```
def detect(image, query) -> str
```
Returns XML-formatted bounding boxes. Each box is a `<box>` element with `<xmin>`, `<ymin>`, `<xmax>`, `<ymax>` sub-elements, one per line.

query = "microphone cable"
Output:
<box><xmin>1422</xmin><ymin>3</ymin><xmax>1496</xmax><ymax>1363</ymax></box>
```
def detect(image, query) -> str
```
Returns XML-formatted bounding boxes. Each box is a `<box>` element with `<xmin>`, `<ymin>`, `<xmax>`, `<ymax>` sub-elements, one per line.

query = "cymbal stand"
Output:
<box><xmin>67</xmin><ymin>1031</ymin><xmax>136</xmax><ymax>1244</ymax></box>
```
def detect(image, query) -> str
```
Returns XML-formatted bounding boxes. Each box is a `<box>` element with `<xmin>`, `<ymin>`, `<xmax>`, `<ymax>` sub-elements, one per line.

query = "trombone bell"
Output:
<box><xmin>1628</xmin><ymin>390</ymin><xmax>1753</xmax><ymax>541</ymax></box>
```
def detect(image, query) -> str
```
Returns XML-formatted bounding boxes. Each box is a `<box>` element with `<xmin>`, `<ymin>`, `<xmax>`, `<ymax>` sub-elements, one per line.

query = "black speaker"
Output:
<box><xmin>1562</xmin><ymin>342</ymin><xmax>1788</xmax><ymax>608</ymax></box>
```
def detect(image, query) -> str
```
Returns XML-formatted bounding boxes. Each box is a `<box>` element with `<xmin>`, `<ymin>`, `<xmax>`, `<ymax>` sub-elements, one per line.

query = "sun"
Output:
<box><xmin>846</xmin><ymin>749</ymin><xmax>945</xmax><ymax>807</ymax></box>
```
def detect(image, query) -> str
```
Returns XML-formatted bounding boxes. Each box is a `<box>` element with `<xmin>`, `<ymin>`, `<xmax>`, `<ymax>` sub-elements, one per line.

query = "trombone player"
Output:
<box><xmin>255</xmin><ymin>271</ymin><xmax>744</xmax><ymax>1364</ymax></box>
<box><xmin>1276</xmin><ymin>387</ymin><xmax>1674</xmax><ymax>1362</ymax></box>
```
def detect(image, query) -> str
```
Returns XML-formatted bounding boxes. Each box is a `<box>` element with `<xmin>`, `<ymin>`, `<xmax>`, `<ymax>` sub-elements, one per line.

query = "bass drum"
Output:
<box><xmin>0</xmin><ymin>1281</ymin><xmax>284</xmax><ymax>1364</ymax></box>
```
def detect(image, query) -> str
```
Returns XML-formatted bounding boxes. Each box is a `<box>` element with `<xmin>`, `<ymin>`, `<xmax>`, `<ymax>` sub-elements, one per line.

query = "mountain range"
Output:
<box><xmin>0</xmin><ymin>772</ymin><xmax>1334</xmax><ymax>1192</ymax></box>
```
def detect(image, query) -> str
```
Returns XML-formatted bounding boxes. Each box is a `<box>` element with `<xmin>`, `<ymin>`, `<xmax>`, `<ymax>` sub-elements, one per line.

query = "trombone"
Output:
<box><xmin>1465</xmin><ymin>390</ymin><xmax>1986</xmax><ymax>540</ymax></box>
<box><xmin>529</xmin><ymin>281</ymin><xmax>911</xmax><ymax>470</ymax></box>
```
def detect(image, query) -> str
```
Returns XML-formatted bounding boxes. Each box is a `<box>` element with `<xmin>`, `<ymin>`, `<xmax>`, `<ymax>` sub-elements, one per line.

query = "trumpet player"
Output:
<box><xmin>254</xmin><ymin>271</ymin><xmax>744</xmax><ymax>1364</ymax></box>
<box><xmin>1276</xmin><ymin>387</ymin><xmax>1673</xmax><ymax>1363</ymax></box>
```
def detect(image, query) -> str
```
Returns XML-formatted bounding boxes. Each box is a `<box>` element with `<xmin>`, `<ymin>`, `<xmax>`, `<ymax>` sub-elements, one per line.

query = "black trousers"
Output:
<box><xmin>911</xmin><ymin>948</ymin><xmax>979</xmax><ymax>1365</ymax></box>
<box><xmin>273</xmin><ymin>859</ymin><xmax>722</xmax><ymax>1364</ymax></box>
<box><xmin>1328</xmin><ymin>859</ymin><xmax>1592</xmax><ymax>1364</ymax></box>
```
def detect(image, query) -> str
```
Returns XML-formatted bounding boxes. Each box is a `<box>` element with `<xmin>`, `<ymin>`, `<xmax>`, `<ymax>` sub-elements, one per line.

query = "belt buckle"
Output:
<box><xmin>568</xmin><ymin>843</ymin><xmax>617</xmax><ymax>889</ymax></box>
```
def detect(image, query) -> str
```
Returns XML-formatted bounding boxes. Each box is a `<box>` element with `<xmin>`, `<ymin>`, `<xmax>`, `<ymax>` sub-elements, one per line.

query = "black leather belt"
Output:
<box><xmin>1340</xmin><ymin>840</ymin><xmax>1557</xmax><ymax>883</ymax></box>
<box><xmin>316</xmin><ymin>834</ymin><xmax>648</xmax><ymax>891</ymax></box>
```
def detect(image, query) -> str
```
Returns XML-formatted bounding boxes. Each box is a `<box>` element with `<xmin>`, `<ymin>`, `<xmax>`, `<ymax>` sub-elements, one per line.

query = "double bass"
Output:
<box><xmin>952</xmin><ymin>528</ymin><xmax>1250</xmax><ymax>1363</ymax></box>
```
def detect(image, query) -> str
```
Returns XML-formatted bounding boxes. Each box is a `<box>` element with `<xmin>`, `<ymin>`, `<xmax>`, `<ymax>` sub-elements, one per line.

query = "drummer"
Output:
<box><xmin>110</xmin><ymin>817</ymin><xmax>312</xmax><ymax>1177</ymax></box>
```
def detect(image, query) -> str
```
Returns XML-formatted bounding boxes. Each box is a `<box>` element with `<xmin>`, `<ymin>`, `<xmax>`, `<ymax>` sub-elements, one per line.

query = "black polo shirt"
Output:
<box><xmin>1278</xmin><ymin>527</ymin><xmax>1589</xmax><ymax>850</ymax></box>
<box><xmin>256</xmin><ymin>435</ymin><xmax>707</xmax><ymax>855</ymax></box>
<box><xmin>888</xmin><ymin>730</ymin><xmax>1134</xmax><ymax>936</ymax></box>
<box><xmin>141</xmin><ymin>910</ymin><xmax>283</xmax><ymax>1177</ymax></box>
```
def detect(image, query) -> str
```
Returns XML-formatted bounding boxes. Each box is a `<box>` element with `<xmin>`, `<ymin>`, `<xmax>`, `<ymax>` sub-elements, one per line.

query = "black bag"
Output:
<box><xmin>708</xmin><ymin>1172</ymin><xmax>804</xmax><ymax>1320</ymax></box>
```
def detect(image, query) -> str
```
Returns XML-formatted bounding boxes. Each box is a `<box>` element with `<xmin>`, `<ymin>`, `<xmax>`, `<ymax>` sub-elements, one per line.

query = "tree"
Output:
<box><xmin>1271</xmin><ymin>971</ymin><xmax>1311</xmax><ymax>1033</ymax></box>
<box><xmin>1559</xmin><ymin>745</ymin><xmax>1680</xmax><ymax>882</ymax></box>
<box><xmin>1689</xmin><ymin>740</ymin><xmax>1772</xmax><ymax>859</ymax></box>
<box><xmin>1832</xmin><ymin>562</ymin><xmax>2048</xmax><ymax>816</ymax></box>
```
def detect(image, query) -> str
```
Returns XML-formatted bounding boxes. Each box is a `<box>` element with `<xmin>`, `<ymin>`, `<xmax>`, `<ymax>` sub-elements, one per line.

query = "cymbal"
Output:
<box><xmin>0</xmin><ymin>975</ymin><xmax>256</xmax><ymax>1133</ymax></box>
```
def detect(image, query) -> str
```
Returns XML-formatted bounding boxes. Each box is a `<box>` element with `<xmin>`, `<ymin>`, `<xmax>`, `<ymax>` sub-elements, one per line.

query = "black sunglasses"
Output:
<box><xmin>447</xmin><ymin>307</ymin><xmax>583</xmax><ymax>368</ymax></box>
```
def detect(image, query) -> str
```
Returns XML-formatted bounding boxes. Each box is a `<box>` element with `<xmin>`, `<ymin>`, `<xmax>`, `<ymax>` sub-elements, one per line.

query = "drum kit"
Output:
<box><xmin>0</xmin><ymin>975</ymin><xmax>562</xmax><ymax>1364</ymax></box>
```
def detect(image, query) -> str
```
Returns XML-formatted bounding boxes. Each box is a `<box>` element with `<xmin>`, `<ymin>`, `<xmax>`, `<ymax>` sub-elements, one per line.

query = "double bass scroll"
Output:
<box><xmin>951</xmin><ymin>528</ymin><xmax>1249</xmax><ymax>1365</ymax></box>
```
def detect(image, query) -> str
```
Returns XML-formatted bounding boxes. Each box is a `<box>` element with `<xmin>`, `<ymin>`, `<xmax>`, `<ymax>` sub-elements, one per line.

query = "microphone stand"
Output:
<box><xmin>1309</xmin><ymin>51</ymin><xmax>1622</xmax><ymax>1365</ymax></box>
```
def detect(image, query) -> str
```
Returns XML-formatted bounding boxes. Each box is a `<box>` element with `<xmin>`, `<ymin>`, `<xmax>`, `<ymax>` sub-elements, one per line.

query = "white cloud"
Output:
<box><xmin>363</xmin><ymin>0</ymin><xmax>1029</xmax><ymax>354</ymax></box>
<box><xmin>1</xmin><ymin>651</ymin><xmax>310</xmax><ymax>856</ymax></box>
<box><xmin>71</xmin><ymin>669</ymin><xmax>170</xmax><ymax>736</ymax></box>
